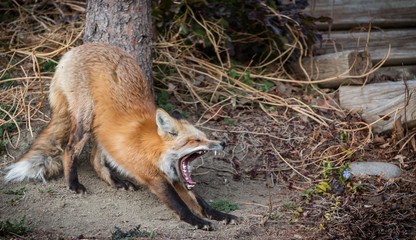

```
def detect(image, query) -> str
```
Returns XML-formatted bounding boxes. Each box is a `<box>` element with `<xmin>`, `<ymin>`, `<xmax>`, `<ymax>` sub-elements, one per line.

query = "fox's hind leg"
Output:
<box><xmin>90</xmin><ymin>143</ymin><xmax>137</xmax><ymax>190</ymax></box>
<box><xmin>64</xmin><ymin>118</ymin><xmax>91</xmax><ymax>193</ymax></box>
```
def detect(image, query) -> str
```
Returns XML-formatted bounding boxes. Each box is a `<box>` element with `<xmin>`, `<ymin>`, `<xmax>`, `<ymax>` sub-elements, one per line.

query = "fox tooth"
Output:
<box><xmin>214</xmin><ymin>151</ymin><xmax>217</xmax><ymax>156</ymax></box>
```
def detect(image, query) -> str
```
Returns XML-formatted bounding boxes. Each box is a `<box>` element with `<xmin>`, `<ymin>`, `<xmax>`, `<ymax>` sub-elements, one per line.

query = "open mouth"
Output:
<box><xmin>179</xmin><ymin>150</ymin><xmax>208</xmax><ymax>190</ymax></box>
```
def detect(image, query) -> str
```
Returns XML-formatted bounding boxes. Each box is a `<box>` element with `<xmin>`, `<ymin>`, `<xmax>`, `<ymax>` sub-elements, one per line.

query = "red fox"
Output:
<box><xmin>4</xmin><ymin>43</ymin><xmax>236</xmax><ymax>230</ymax></box>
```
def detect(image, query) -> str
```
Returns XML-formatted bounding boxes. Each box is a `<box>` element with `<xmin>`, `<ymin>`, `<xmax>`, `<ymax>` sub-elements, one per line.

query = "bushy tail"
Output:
<box><xmin>4</xmin><ymin>93</ymin><xmax>71</xmax><ymax>183</ymax></box>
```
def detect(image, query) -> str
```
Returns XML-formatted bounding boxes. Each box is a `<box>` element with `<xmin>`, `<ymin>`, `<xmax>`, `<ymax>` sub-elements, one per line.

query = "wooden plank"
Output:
<box><xmin>304</xmin><ymin>0</ymin><xmax>416</xmax><ymax>30</ymax></box>
<box><xmin>292</xmin><ymin>50</ymin><xmax>371</xmax><ymax>88</ymax></box>
<box><xmin>314</xmin><ymin>29</ymin><xmax>416</xmax><ymax>66</ymax></box>
<box><xmin>339</xmin><ymin>80</ymin><xmax>416</xmax><ymax>133</ymax></box>
<box><xmin>374</xmin><ymin>65</ymin><xmax>416</xmax><ymax>81</ymax></box>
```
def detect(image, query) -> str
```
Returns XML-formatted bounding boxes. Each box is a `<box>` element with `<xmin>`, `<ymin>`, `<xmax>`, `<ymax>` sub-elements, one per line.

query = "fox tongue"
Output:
<box><xmin>180</xmin><ymin>156</ymin><xmax>196</xmax><ymax>189</ymax></box>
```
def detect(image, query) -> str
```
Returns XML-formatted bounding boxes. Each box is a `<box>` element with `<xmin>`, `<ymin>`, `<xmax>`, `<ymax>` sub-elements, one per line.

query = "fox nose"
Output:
<box><xmin>220</xmin><ymin>141</ymin><xmax>226</xmax><ymax>149</ymax></box>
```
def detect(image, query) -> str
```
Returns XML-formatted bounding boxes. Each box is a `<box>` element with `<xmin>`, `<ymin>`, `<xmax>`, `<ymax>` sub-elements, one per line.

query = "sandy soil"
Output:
<box><xmin>0</xmin><ymin>128</ymin><xmax>291</xmax><ymax>239</ymax></box>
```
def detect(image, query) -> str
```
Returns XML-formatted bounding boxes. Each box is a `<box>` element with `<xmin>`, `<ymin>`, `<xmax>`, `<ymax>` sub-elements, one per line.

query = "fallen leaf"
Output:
<box><xmin>372</xmin><ymin>135</ymin><xmax>386</xmax><ymax>144</ymax></box>
<box><xmin>380</xmin><ymin>142</ymin><xmax>390</xmax><ymax>149</ymax></box>
<box><xmin>394</xmin><ymin>154</ymin><xmax>407</xmax><ymax>167</ymax></box>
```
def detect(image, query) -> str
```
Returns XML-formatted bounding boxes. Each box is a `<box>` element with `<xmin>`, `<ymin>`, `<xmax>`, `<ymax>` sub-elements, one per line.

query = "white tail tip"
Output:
<box><xmin>4</xmin><ymin>161</ymin><xmax>46</xmax><ymax>183</ymax></box>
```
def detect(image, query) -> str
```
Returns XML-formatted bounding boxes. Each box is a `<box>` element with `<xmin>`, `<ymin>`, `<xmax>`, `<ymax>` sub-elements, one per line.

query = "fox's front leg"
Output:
<box><xmin>172</xmin><ymin>182</ymin><xmax>238</xmax><ymax>224</ymax></box>
<box><xmin>148</xmin><ymin>178</ymin><xmax>214</xmax><ymax>230</ymax></box>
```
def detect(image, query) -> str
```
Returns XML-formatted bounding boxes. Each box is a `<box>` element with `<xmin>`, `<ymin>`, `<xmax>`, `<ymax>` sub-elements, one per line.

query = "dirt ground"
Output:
<box><xmin>1</xmin><ymin>109</ymin><xmax>416</xmax><ymax>240</ymax></box>
<box><xmin>0</xmin><ymin>125</ymin><xmax>296</xmax><ymax>239</ymax></box>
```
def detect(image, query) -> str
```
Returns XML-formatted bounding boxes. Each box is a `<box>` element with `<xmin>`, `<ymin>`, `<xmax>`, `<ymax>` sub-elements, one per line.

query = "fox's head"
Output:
<box><xmin>155</xmin><ymin>109</ymin><xmax>225</xmax><ymax>190</ymax></box>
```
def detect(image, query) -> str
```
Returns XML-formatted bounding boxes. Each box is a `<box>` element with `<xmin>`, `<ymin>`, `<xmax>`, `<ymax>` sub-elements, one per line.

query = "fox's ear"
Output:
<box><xmin>156</xmin><ymin>109</ymin><xmax>177</xmax><ymax>135</ymax></box>
<box><xmin>171</xmin><ymin>110</ymin><xmax>185</xmax><ymax>120</ymax></box>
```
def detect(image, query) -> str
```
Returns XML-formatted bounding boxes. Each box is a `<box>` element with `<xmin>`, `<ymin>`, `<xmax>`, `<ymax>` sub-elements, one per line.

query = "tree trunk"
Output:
<box><xmin>83</xmin><ymin>0</ymin><xmax>153</xmax><ymax>88</ymax></box>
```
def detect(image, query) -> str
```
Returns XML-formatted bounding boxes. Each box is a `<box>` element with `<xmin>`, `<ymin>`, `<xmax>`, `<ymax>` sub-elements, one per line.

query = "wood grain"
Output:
<box><xmin>340</xmin><ymin>80</ymin><xmax>416</xmax><ymax>133</ymax></box>
<box><xmin>314</xmin><ymin>29</ymin><xmax>416</xmax><ymax>66</ymax></box>
<box><xmin>304</xmin><ymin>0</ymin><xmax>416</xmax><ymax>30</ymax></box>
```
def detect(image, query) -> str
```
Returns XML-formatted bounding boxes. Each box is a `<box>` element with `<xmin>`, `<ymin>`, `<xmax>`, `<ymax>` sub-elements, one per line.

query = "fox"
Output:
<box><xmin>4</xmin><ymin>43</ymin><xmax>237</xmax><ymax>230</ymax></box>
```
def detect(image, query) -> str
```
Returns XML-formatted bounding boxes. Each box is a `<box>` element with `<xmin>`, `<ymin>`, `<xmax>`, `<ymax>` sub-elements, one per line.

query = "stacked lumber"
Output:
<box><xmin>304</xmin><ymin>0</ymin><xmax>416</xmax><ymax>30</ymax></box>
<box><xmin>291</xmin><ymin>50</ymin><xmax>371</xmax><ymax>88</ymax></box>
<box><xmin>339</xmin><ymin>80</ymin><xmax>416</xmax><ymax>133</ymax></box>
<box><xmin>316</xmin><ymin>29</ymin><xmax>416</xmax><ymax>66</ymax></box>
<box><xmin>296</xmin><ymin>1</ymin><xmax>416</xmax><ymax>132</ymax></box>
<box><xmin>303</xmin><ymin>0</ymin><xmax>416</xmax><ymax>80</ymax></box>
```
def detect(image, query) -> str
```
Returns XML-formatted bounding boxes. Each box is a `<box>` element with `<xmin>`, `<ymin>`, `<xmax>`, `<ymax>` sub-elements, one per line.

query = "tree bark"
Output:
<box><xmin>83</xmin><ymin>0</ymin><xmax>153</xmax><ymax>88</ymax></box>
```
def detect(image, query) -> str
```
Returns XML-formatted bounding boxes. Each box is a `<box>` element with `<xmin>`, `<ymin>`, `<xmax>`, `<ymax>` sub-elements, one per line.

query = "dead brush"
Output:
<box><xmin>0</xmin><ymin>0</ymin><xmax>85</xmax><ymax>161</ymax></box>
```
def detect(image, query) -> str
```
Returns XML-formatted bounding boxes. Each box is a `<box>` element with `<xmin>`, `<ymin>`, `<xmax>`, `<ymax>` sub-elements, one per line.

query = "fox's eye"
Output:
<box><xmin>169</xmin><ymin>132</ymin><xmax>178</xmax><ymax>137</ymax></box>
<box><xmin>196</xmin><ymin>139</ymin><xmax>201</xmax><ymax>142</ymax></box>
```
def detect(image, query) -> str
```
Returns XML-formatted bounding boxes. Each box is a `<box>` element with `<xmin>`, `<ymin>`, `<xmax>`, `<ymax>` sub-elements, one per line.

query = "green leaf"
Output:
<box><xmin>229</xmin><ymin>69</ymin><xmax>237</xmax><ymax>79</ymax></box>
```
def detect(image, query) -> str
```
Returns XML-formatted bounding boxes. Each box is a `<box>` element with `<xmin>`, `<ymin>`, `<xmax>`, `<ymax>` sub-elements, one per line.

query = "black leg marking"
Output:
<box><xmin>68</xmin><ymin>156</ymin><xmax>86</xmax><ymax>194</ymax></box>
<box><xmin>161</xmin><ymin>182</ymin><xmax>213</xmax><ymax>230</ymax></box>
<box><xmin>195</xmin><ymin>193</ymin><xmax>238</xmax><ymax>224</ymax></box>
<box><xmin>110</xmin><ymin>172</ymin><xmax>138</xmax><ymax>191</ymax></box>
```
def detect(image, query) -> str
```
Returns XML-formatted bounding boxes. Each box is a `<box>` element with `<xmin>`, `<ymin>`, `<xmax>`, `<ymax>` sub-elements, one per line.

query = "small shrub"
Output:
<box><xmin>2</xmin><ymin>187</ymin><xmax>26</xmax><ymax>195</ymax></box>
<box><xmin>0</xmin><ymin>216</ymin><xmax>32</xmax><ymax>236</ymax></box>
<box><xmin>210</xmin><ymin>200</ymin><xmax>238</xmax><ymax>213</ymax></box>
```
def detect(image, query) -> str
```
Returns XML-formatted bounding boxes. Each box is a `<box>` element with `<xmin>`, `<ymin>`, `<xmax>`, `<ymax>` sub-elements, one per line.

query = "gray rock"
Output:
<box><xmin>349</xmin><ymin>162</ymin><xmax>402</xmax><ymax>178</ymax></box>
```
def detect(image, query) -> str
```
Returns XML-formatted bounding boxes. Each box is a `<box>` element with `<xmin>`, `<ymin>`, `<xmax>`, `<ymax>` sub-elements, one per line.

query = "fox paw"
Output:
<box><xmin>195</xmin><ymin>220</ymin><xmax>214</xmax><ymax>231</ymax></box>
<box><xmin>220</xmin><ymin>214</ymin><xmax>239</xmax><ymax>225</ymax></box>
<box><xmin>110</xmin><ymin>173</ymin><xmax>138</xmax><ymax>191</ymax></box>
<box><xmin>209</xmin><ymin>211</ymin><xmax>238</xmax><ymax>225</ymax></box>
<box><xmin>69</xmin><ymin>182</ymin><xmax>86</xmax><ymax>194</ymax></box>
<box><xmin>114</xmin><ymin>179</ymin><xmax>138</xmax><ymax>191</ymax></box>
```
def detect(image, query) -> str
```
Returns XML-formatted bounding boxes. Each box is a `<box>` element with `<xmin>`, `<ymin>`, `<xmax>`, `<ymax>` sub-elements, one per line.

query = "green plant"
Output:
<box><xmin>224</xmin><ymin>117</ymin><xmax>237</xmax><ymax>126</ymax></box>
<box><xmin>240</xmin><ymin>71</ymin><xmax>253</xmax><ymax>86</ymax></box>
<box><xmin>0</xmin><ymin>2</ymin><xmax>19</xmax><ymax>23</ymax></box>
<box><xmin>111</xmin><ymin>225</ymin><xmax>154</xmax><ymax>239</ymax></box>
<box><xmin>155</xmin><ymin>89</ymin><xmax>175</xmax><ymax>113</ymax></box>
<box><xmin>269</xmin><ymin>211</ymin><xmax>282</xmax><ymax>220</ymax></box>
<box><xmin>300</xmin><ymin>181</ymin><xmax>331</xmax><ymax>200</ymax></box>
<box><xmin>37</xmin><ymin>57</ymin><xmax>57</xmax><ymax>72</ymax></box>
<box><xmin>314</xmin><ymin>181</ymin><xmax>331</xmax><ymax>195</ymax></box>
<box><xmin>210</xmin><ymin>200</ymin><xmax>238</xmax><ymax>213</ymax></box>
<box><xmin>1</xmin><ymin>73</ymin><xmax>17</xmax><ymax>89</ymax></box>
<box><xmin>0</xmin><ymin>216</ymin><xmax>32</xmax><ymax>236</ymax></box>
<box><xmin>3</xmin><ymin>187</ymin><xmax>26</xmax><ymax>195</ymax></box>
<box><xmin>339</xmin><ymin>130</ymin><xmax>348</xmax><ymax>142</ymax></box>
<box><xmin>3</xmin><ymin>187</ymin><xmax>26</xmax><ymax>205</ymax></box>
<box><xmin>281</xmin><ymin>202</ymin><xmax>297</xmax><ymax>210</ymax></box>
<box><xmin>338</xmin><ymin>163</ymin><xmax>350</xmax><ymax>183</ymax></box>
<box><xmin>259</xmin><ymin>80</ymin><xmax>274</xmax><ymax>92</ymax></box>
<box><xmin>322</xmin><ymin>160</ymin><xmax>333</xmax><ymax>179</ymax></box>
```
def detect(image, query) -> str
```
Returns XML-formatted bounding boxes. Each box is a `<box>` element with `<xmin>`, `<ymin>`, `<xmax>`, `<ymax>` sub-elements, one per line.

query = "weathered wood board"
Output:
<box><xmin>374</xmin><ymin>65</ymin><xmax>416</xmax><ymax>81</ymax></box>
<box><xmin>340</xmin><ymin>80</ymin><xmax>416</xmax><ymax>133</ymax></box>
<box><xmin>304</xmin><ymin>0</ymin><xmax>416</xmax><ymax>30</ymax></box>
<box><xmin>292</xmin><ymin>50</ymin><xmax>372</xmax><ymax>88</ymax></box>
<box><xmin>315</xmin><ymin>29</ymin><xmax>416</xmax><ymax>66</ymax></box>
